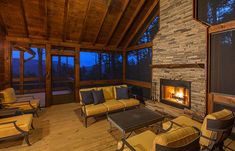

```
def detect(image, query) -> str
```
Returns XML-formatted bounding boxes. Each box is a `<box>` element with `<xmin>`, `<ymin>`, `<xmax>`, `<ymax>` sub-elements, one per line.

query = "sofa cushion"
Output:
<box><xmin>114</xmin><ymin>85</ymin><xmax>128</xmax><ymax>99</ymax></box>
<box><xmin>200</xmin><ymin>109</ymin><xmax>233</xmax><ymax>147</ymax></box>
<box><xmin>79</xmin><ymin>88</ymin><xmax>95</xmax><ymax>104</ymax></box>
<box><xmin>96</xmin><ymin>86</ymin><xmax>114</xmax><ymax>100</ymax></box>
<box><xmin>116</xmin><ymin>87</ymin><xmax>129</xmax><ymax>100</ymax></box>
<box><xmin>153</xmin><ymin>127</ymin><xmax>200</xmax><ymax>151</ymax></box>
<box><xmin>0</xmin><ymin>114</ymin><xmax>33</xmax><ymax>138</ymax></box>
<box><xmin>103</xmin><ymin>100</ymin><xmax>125</xmax><ymax>112</ymax></box>
<box><xmin>82</xmin><ymin>104</ymin><xmax>107</xmax><ymax>116</ymax></box>
<box><xmin>80</xmin><ymin>91</ymin><xmax>94</xmax><ymax>105</ymax></box>
<box><xmin>162</xmin><ymin>115</ymin><xmax>202</xmax><ymax>131</ymax></box>
<box><xmin>0</xmin><ymin>88</ymin><xmax>17</xmax><ymax>103</ymax></box>
<box><xmin>92</xmin><ymin>90</ymin><xmax>105</xmax><ymax>105</ymax></box>
<box><xmin>118</xmin><ymin>98</ymin><xmax>139</xmax><ymax>108</ymax></box>
<box><xmin>117</xmin><ymin>130</ymin><xmax>156</xmax><ymax>151</ymax></box>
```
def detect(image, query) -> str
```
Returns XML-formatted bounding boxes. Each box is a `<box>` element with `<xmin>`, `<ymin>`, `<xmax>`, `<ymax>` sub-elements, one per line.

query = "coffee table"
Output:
<box><xmin>107</xmin><ymin>108</ymin><xmax>164</xmax><ymax>139</ymax></box>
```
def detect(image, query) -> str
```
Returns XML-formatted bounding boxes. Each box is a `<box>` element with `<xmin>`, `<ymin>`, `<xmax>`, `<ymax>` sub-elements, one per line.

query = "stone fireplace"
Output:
<box><xmin>151</xmin><ymin>0</ymin><xmax>208</xmax><ymax>117</ymax></box>
<box><xmin>160</xmin><ymin>79</ymin><xmax>191</xmax><ymax>109</ymax></box>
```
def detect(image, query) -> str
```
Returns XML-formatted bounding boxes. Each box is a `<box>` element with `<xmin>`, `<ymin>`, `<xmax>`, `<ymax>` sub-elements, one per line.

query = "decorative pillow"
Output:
<box><xmin>80</xmin><ymin>91</ymin><xmax>94</xmax><ymax>105</ymax></box>
<box><xmin>116</xmin><ymin>87</ymin><xmax>129</xmax><ymax>100</ymax></box>
<box><xmin>92</xmin><ymin>90</ymin><xmax>105</xmax><ymax>105</ymax></box>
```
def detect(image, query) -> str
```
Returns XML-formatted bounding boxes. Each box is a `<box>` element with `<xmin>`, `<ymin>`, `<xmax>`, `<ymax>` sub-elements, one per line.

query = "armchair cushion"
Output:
<box><xmin>118</xmin><ymin>130</ymin><xmax>156</xmax><ymax>151</ymax></box>
<box><xmin>82</xmin><ymin>104</ymin><xmax>107</xmax><ymax>116</ymax></box>
<box><xmin>0</xmin><ymin>88</ymin><xmax>17</xmax><ymax>103</ymax></box>
<box><xmin>153</xmin><ymin>127</ymin><xmax>200</xmax><ymax>150</ymax></box>
<box><xmin>200</xmin><ymin>109</ymin><xmax>233</xmax><ymax>147</ymax></box>
<box><xmin>0</xmin><ymin>114</ymin><xmax>33</xmax><ymax>138</ymax></box>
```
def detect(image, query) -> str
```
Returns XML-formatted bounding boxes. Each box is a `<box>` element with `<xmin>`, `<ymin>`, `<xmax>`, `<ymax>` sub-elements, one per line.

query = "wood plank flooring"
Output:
<box><xmin>0</xmin><ymin>103</ymin><xmax>119</xmax><ymax>151</ymax></box>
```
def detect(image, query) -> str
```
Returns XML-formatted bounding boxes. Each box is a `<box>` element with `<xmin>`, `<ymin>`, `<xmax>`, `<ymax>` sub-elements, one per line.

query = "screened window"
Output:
<box><xmin>126</xmin><ymin>48</ymin><xmax>152</xmax><ymax>82</ymax></box>
<box><xmin>80</xmin><ymin>51</ymin><xmax>123</xmax><ymax>81</ymax></box>
<box><xmin>197</xmin><ymin>0</ymin><xmax>235</xmax><ymax>25</ymax></box>
<box><xmin>12</xmin><ymin>50</ymin><xmax>20</xmax><ymax>91</ymax></box>
<box><xmin>210</xmin><ymin>30</ymin><xmax>235</xmax><ymax>95</ymax></box>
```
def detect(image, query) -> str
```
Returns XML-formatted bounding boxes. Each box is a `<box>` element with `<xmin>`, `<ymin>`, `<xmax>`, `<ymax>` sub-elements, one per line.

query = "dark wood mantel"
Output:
<box><xmin>151</xmin><ymin>63</ymin><xmax>205</xmax><ymax>69</ymax></box>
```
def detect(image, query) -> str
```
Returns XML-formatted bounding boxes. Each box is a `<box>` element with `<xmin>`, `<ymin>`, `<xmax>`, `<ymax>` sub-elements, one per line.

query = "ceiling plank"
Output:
<box><xmin>123</xmin><ymin>0</ymin><xmax>159</xmax><ymax>48</ymax></box>
<box><xmin>20</xmin><ymin>0</ymin><xmax>29</xmax><ymax>37</ymax></box>
<box><xmin>116</xmin><ymin>0</ymin><xmax>145</xmax><ymax>48</ymax></box>
<box><xmin>93</xmin><ymin>0</ymin><xmax>112</xmax><ymax>45</ymax></box>
<box><xmin>78</xmin><ymin>0</ymin><xmax>92</xmax><ymax>43</ymax></box>
<box><xmin>63</xmin><ymin>0</ymin><xmax>70</xmax><ymax>41</ymax></box>
<box><xmin>41</xmin><ymin>0</ymin><xmax>48</xmax><ymax>39</ymax></box>
<box><xmin>105</xmin><ymin>0</ymin><xmax>129</xmax><ymax>46</ymax></box>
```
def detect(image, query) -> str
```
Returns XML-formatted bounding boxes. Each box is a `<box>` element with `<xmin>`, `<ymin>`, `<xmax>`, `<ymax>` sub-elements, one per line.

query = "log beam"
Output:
<box><xmin>209</xmin><ymin>20</ymin><xmax>235</xmax><ymax>33</ymax></box>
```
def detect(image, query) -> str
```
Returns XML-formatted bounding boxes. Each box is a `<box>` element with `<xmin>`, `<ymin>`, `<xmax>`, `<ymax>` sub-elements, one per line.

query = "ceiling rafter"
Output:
<box><xmin>78</xmin><ymin>0</ymin><xmax>92</xmax><ymax>43</ymax></box>
<box><xmin>105</xmin><ymin>0</ymin><xmax>129</xmax><ymax>46</ymax></box>
<box><xmin>40</xmin><ymin>0</ymin><xmax>49</xmax><ymax>39</ymax></box>
<box><xmin>123</xmin><ymin>0</ymin><xmax>159</xmax><ymax>48</ymax></box>
<box><xmin>63</xmin><ymin>0</ymin><xmax>70</xmax><ymax>41</ymax></box>
<box><xmin>116</xmin><ymin>0</ymin><xmax>145</xmax><ymax>48</ymax></box>
<box><xmin>0</xmin><ymin>12</ymin><xmax>7</xmax><ymax>36</ymax></box>
<box><xmin>93</xmin><ymin>0</ymin><xmax>112</xmax><ymax>45</ymax></box>
<box><xmin>130</xmin><ymin>7</ymin><xmax>159</xmax><ymax>46</ymax></box>
<box><xmin>20</xmin><ymin>0</ymin><xmax>29</xmax><ymax>37</ymax></box>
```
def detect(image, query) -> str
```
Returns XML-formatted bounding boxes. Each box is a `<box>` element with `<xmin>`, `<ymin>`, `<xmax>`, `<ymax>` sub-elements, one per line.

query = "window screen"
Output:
<box><xmin>210</xmin><ymin>30</ymin><xmax>235</xmax><ymax>95</ymax></box>
<box><xmin>197</xmin><ymin>0</ymin><xmax>235</xmax><ymax>25</ymax></box>
<box><xmin>126</xmin><ymin>48</ymin><xmax>152</xmax><ymax>82</ymax></box>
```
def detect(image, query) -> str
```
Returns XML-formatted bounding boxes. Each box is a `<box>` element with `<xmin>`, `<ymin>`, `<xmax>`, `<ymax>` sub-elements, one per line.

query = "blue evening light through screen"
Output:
<box><xmin>80</xmin><ymin>52</ymin><xmax>98</xmax><ymax>67</ymax></box>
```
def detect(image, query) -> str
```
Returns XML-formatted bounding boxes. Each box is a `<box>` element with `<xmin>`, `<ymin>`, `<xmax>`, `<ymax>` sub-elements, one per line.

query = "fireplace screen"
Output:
<box><xmin>160</xmin><ymin>79</ymin><xmax>191</xmax><ymax>109</ymax></box>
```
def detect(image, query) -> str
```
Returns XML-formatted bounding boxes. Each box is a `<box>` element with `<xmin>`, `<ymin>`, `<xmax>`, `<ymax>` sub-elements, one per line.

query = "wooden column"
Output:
<box><xmin>75</xmin><ymin>47</ymin><xmax>80</xmax><ymax>102</ymax></box>
<box><xmin>20</xmin><ymin>51</ymin><xmax>24</xmax><ymax>94</ymax></box>
<box><xmin>45</xmin><ymin>44</ymin><xmax>52</xmax><ymax>107</ymax></box>
<box><xmin>4</xmin><ymin>41</ymin><xmax>11</xmax><ymax>88</ymax></box>
<box><xmin>123</xmin><ymin>51</ymin><xmax>126</xmax><ymax>83</ymax></box>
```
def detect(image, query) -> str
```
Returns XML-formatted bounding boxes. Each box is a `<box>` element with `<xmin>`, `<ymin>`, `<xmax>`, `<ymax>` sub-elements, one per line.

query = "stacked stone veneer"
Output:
<box><xmin>152</xmin><ymin>0</ymin><xmax>208</xmax><ymax>117</ymax></box>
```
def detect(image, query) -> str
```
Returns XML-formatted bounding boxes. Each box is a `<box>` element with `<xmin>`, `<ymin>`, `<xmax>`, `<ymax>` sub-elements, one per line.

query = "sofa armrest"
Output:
<box><xmin>117</xmin><ymin>138</ymin><xmax>136</xmax><ymax>151</ymax></box>
<box><xmin>2</xmin><ymin>101</ymin><xmax>35</xmax><ymax>109</ymax></box>
<box><xmin>163</xmin><ymin>120</ymin><xmax>183</xmax><ymax>132</ymax></box>
<box><xmin>16</xmin><ymin>95</ymin><xmax>35</xmax><ymax>99</ymax></box>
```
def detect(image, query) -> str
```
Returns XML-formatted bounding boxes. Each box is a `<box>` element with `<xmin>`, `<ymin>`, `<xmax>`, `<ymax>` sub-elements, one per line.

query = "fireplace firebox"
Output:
<box><xmin>160</xmin><ymin>79</ymin><xmax>191</xmax><ymax>109</ymax></box>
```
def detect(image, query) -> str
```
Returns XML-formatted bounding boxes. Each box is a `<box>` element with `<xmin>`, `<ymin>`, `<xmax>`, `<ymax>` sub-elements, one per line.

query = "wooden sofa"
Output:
<box><xmin>0</xmin><ymin>114</ymin><xmax>34</xmax><ymax>146</ymax></box>
<box><xmin>79</xmin><ymin>85</ymin><xmax>140</xmax><ymax>127</ymax></box>
<box><xmin>0</xmin><ymin>88</ymin><xmax>40</xmax><ymax>117</ymax></box>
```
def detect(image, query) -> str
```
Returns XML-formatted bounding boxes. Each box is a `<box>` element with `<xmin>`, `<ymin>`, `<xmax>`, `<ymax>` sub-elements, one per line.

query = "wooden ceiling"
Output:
<box><xmin>0</xmin><ymin>0</ymin><xmax>159</xmax><ymax>49</ymax></box>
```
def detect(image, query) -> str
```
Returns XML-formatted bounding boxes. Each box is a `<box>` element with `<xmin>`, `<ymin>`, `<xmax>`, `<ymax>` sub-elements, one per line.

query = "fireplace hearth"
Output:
<box><xmin>160</xmin><ymin>79</ymin><xmax>191</xmax><ymax>109</ymax></box>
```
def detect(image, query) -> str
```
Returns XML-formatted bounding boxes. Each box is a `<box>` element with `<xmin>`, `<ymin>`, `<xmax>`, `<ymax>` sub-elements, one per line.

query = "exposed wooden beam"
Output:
<box><xmin>126</xmin><ymin>42</ymin><xmax>152</xmax><ymax>51</ymax></box>
<box><xmin>78</xmin><ymin>0</ymin><xmax>92</xmax><ymax>43</ymax></box>
<box><xmin>0</xmin><ymin>12</ymin><xmax>7</xmax><ymax>36</ymax></box>
<box><xmin>116</xmin><ymin>0</ymin><xmax>145</xmax><ymax>48</ymax></box>
<box><xmin>105</xmin><ymin>0</ymin><xmax>129</xmax><ymax>46</ymax></box>
<box><xmin>43</xmin><ymin>0</ymin><xmax>49</xmax><ymax>39</ymax></box>
<box><xmin>124</xmin><ymin>0</ymin><xmax>159</xmax><ymax>48</ymax></box>
<box><xmin>125</xmin><ymin>80</ymin><xmax>151</xmax><ymax>89</ymax></box>
<box><xmin>209</xmin><ymin>20</ymin><xmax>235</xmax><ymax>33</ymax></box>
<box><xmin>62</xmin><ymin>0</ymin><xmax>69</xmax><ymax>41</ymax></box>
<box><xmin>131</xmin><ymin>7</ymin><xmax>159</xmax><ymax>46</ymax></box>
<box><xmin>93</xmin><ymin>0</ymin><xmax>112</xmax><ymax>45</ymax></box>
<box><xmin>20</xmin><ymin>0</ymin><xmax>29</xmax><ymax>37</ymax></box>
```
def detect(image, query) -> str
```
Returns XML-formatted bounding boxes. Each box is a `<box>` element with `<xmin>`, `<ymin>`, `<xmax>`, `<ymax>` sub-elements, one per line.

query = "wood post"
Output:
<box><xmin>75</xmin><ymin>47</ymin><xmax>80</xmax><ymax>102</ymax></box>
<box><xmin>20</xmin><ymin>51</ymin><xmax>24</xmax><ymax>94</ymax></box>
<box><xmin>45</xmin><ymin>44</ymin><xmax>52</xmax><ymax>107</ymax></box>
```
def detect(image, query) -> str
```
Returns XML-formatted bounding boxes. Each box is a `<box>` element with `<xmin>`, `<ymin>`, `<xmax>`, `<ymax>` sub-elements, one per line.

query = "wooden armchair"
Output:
<box><xmin>0</xmin><ymin>88</ymin><xmax>40</xmax><ymax>117</ymax></box>
<box><xmin>0</xmin><ymin>112</ymin><xmax>34</xmax><ymax>146</ymax></box>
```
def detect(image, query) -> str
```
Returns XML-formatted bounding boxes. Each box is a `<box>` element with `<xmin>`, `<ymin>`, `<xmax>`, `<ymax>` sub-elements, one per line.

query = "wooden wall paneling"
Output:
<box><xmin>45</xmin><ymin>44</ymin><xmax>52</xmax><ymax>107</ymax></box>
<box><xmin>4</xmin><ymin>41</ymin><xmax>11</xmax><ymax>88</ymax></box>
<box><xmin>75</xmin><ymin>47</ymin><xmax>80</xmax><ymax>102</ymax></box>
<box><xmin>20</xmin><ymin>0</ymin><xmax>29</xmax><ymax>37</ymax></box>
<box><xmin>20</xmin><ymin>51</ymin><xmax>24</xmax><ymax>94</ymax></box>
<box><xmin>123</xmin><ymin>0</ymin><xmax>159</xmax><ymax>48</ymax></box>
<box><xmin>62</xmin><ymin>0</ymin><xmax>69</xmax><ymax>41</ymax></box>
<box><xmin>105</xmin><ymin>0</ymin><xmax>129</xmax><ymax>46</ymax></box>
<box><xmin>115</xmin><ymin>0</ymin><xmax>145</xmax><ymax>47</ymax></box>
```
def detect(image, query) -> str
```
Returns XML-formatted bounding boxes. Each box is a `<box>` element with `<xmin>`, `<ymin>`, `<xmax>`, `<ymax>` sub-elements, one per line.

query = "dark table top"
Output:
<box><xmin>107</xmin><ymin>108</ymin><xmax>164</xmax><ymax>133</ymax></box>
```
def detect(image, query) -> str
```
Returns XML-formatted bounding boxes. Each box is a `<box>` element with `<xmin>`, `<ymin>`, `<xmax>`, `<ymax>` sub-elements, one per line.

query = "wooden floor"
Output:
<box><xmin>0</xmin><ymin>103</ymin><xmax>119</xmax><ymax>151</ymax></box>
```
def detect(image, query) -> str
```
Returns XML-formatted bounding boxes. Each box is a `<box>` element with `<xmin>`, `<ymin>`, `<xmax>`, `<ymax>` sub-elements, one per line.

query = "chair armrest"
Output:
<box><xmin>16</xmin><ymin>95</ymin><xmax>35</xmax><ymax>99</ymax></box>
<box><xmin>81</xmin><ymin>102</ymin><xmax>87</xmax><ymax>115</ymax></box>
<box><xmin>0</xmin><ymin>120</ymin><xmax>27</xmax><ymax>133</ymax></box>
<box><xmin>2</xmin><ymin>101</ymin><xmax>35</xmax><ymax>109</ymax></box>
<box><xmin>0</xmin><ymin>120</ymin><xmax>17</xmax><ymax>126</ymax></box>
<box><xmin>117</xmin><ymin>138</ymin><xmax>136</xmax><ymax>151</ymax></box>
<box><xmin>163</xmin><ymin>120</ymin><xmax>183</xmax><ymax>132</ymax></box>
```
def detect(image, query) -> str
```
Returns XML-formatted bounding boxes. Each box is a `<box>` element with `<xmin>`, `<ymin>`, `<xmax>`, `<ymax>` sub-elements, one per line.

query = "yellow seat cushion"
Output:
<box><xmin>200</xmin><ymin>109</ymin><xmax>233</xmax><ymax>147</ymax></box>
<box><xmin>118</xmin><ymin>130</ymin><xmax>156</xmax><ymax>151</ymax></box>
<box><xmin>162</xmin><ymin>115</ymin><xmax>202</xmax><ymax>131</ymax></box>
<box><xmin>114</xmin><ymin>85</ymin><xmax>128</xmax><ymax>99</ymax></box>
<box><xmin>153</xmin><ymin>127</ymin><xmax>200</xmax><ymax>151</ymax></box>
<box><xmin>0</xmin><ymin>88</ymin><xmax>17</xmax><ymax>103</ymax></box>
<box><xmin>103</xmin><ymin>100</ymin><xmax>125</xmax><ymax>112</ymax></box>
<box><xmin>96</xmin><ymin>86</ymin><xmax>114</xmax><ymax>100</ymax></box>
<box><xmin>0</xmin><ymin>114</ymin><xmax>33</xmax><ymax>138</ymax></box>
<box><xmin>82</xmin><ymin>104</ymin><xmax>107</xmax><ymax>116</ymax></box>
<box><xmin>118</xmin><ymin>98</ymin><xmax>140</xmax><ymax>108</ymax></box>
